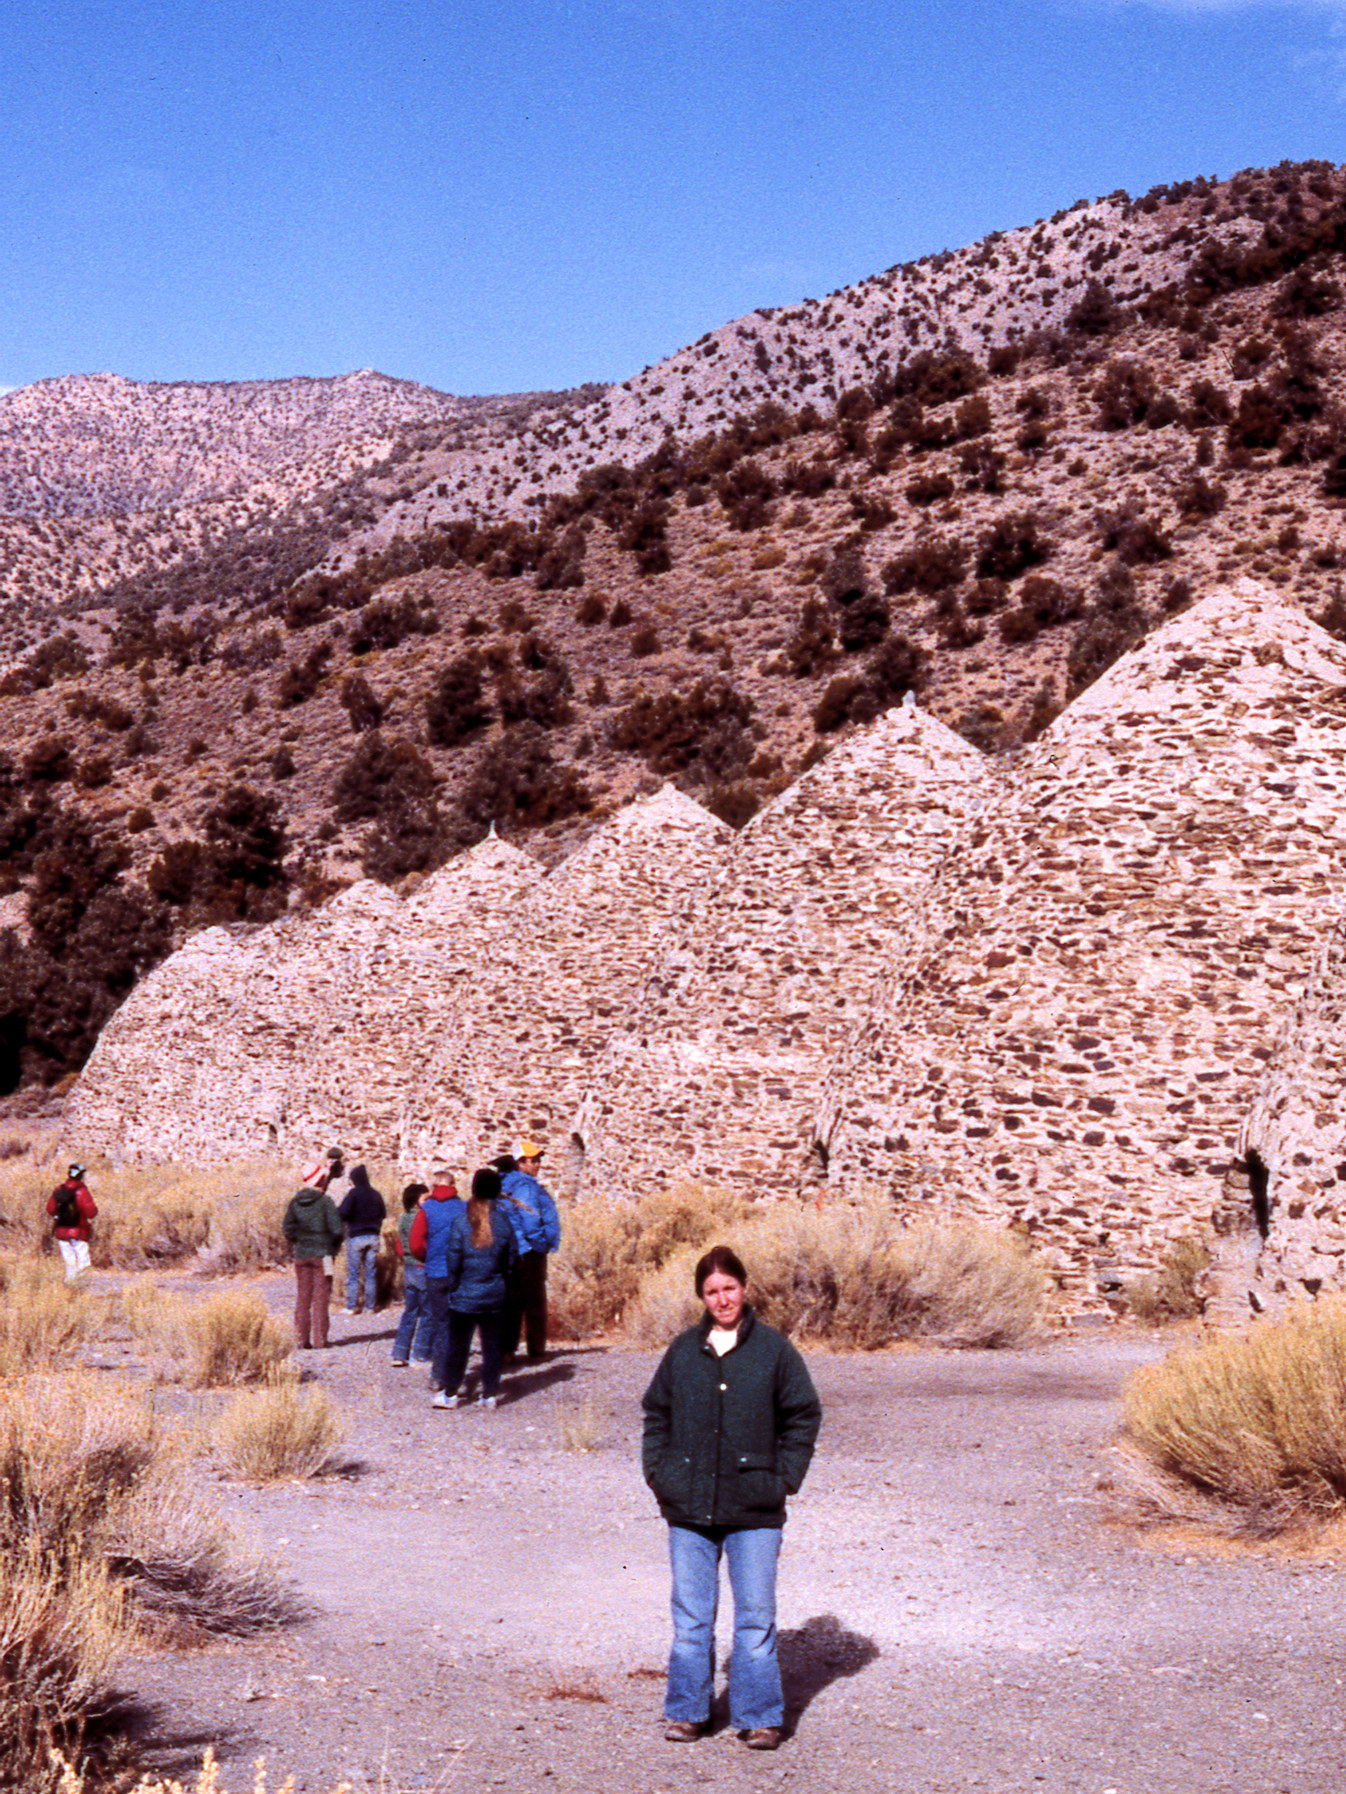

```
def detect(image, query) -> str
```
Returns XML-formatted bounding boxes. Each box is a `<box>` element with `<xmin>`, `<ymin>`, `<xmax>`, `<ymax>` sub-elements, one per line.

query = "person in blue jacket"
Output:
<box><xmin>496</xmin><ymin>1140</ymin><xmax>561</xmax><ymax>1363</ymax></box>
<box><xmin>431</xmin><ymin>1167</ymin><xmax>518</xmax><ymax>1410</ymax></box>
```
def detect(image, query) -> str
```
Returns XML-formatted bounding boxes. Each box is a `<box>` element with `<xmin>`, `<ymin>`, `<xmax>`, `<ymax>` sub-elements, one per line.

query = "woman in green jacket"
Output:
<box><xmin>641</xmin><ymin>1245</ymin><xmax>821</xmax><ymax>1752</ymax></box>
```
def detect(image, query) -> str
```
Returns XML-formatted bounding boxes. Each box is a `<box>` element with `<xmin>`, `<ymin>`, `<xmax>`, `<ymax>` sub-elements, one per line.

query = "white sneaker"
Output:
<box><xmin>390</xmin><ymin>1358</ymin><xmax>409</xmax><ymax>1368</ymax></box>
<box><xmin>432</xmin><ymin>1392</ymin><xmax>460</xmax><ymax>1410</ymax></box>
<box><xmin>478</xmin><ymin>1394</ymin><xmax>498</xmax><ymax>1410</ymax></box>
<box><xmin>410</xmin><ymin>1356</ymin><xmax>432</xmax><ymax>1367</ymax></box>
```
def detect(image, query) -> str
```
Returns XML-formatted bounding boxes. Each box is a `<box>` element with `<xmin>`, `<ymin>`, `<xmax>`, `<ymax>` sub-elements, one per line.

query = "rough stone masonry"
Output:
<box><xmin>64</xmin><ymin>579</ymin><xmax>1346</xmax><ymax>1315</ymax></box>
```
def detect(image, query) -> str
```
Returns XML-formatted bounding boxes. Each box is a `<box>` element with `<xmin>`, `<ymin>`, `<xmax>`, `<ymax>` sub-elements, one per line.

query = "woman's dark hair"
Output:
<box><xmin>493</xmin><ymin>1154</ymin><xmax>517</xmax><ymax>1175</ymax></box>
<box><xmin>694</xmin><ymin>1244</ymin><xmax>748</xmax><ymax>1296</ymax></box>
<box><xmin>401</xmin><ymin>1181</ymin><xmax>428</xmax><ymax>1212</ymax></box>
<box><xmin>469</xmin><ymin>1166</ymin><xmax>502</xmax><ymax>1249</ymax></box>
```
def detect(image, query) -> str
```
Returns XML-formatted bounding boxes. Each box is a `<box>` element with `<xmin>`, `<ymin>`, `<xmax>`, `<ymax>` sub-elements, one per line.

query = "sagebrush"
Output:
<box><xmin>1124</xmin><ymin>1297</ymin><xmax>1346</xmax><ymax>1532</ymax></box>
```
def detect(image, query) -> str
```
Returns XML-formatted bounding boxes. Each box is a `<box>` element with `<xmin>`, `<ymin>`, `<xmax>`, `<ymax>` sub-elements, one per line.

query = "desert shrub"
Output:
<box><xmin>276</xmin><ymin>638</ymin><xmax>331</xmax><ymax>706</ymax></box>
<box><xmin>217</xmin><ymin>1379</ymin><xmax>344</xmax><ymax>1481</ymax></box>
<box><xmin>1001</xmin><ymin>572</ymin><xmax>1082</xmax><ymax>639</ymax></box>
<box><xmin>333</xmin><ymin>731</ymin><xmax>434</xmax><ymax>824</ymax></box>
<box><xmin>0</xmin><ymin>1539</ymin><xmax>123</xmax><ymax>1789</ymax></box>
<box><xmin>25</xmin><ymin>736</ymin><xmax>74</xmax><ymax>784</ymax></box>
<box><xmin>717</xmin><ymin>459</ymin><xmax>776</xmax><ymax>531</ymax></box>
<box><xmin>1127</xmin><ymin>1234</ymin><xmax>1212</xmax><ymax>1324</ymax></box>
<box><xmin>167</xmin><ymin>1291</ymin><xmax>293</xmax><ymax>1387</ymax></box>
<box><xmin>0</xmin><ymin>810</ymin><xmax>172</xmax><ymax>1091</ymax></box>
<box><xmin>454</xmin><ymin>722</ymin><xmax>590</xmax><ymax>838</ymax></box>
<box><xmin>337</xmin><ymin>671</ymin><xmax>383</xmax><ymax>733</ymax></box>
<box><xmin>976</xmin><ymin>512</ymin><xmax>1051</xmax><ymax>581</ymax></box>
<box><xmin>609</xmin><ymin>679</ymin><xmax>755</xmax><ymax>781</ymax></box>
<box><xmin>812</xmin><ymin>633</ymin><xmax>926</xmax><ymax>732</ymax></box>
<box><xmin>629</xmin><ymin>619</ymin><xmax>661</xmax><ymax>657</ymax></box>
<box><xmin>1094</xmin><ymin>358</ymin><xmax>1157</xmax><ymax>430</ymax></box>
<box><xmin>1177</xmin><ymin>473</ymin><xmax>1227</xmax><ymax>518</ymax></box>
<box><xmin>619</xmin><ymin>497</ymin><xmax>673</xmax><ymax>572</ymax></box>
<box><xmin>783</xmin><ymin>598</ymin><xmax>840</xmax><ymax>676</ymax></box>
<box><xmin>0</xmin><ymin>633</ymin><xmax>90</xmax><ymax>698</ymax></box>
<box><xmin>849</xmin><ymin>489</ymin><xmax>897</xmax><ymax>531</ymax></box>
<box><xmin>1186</xmin><ymin>378</ymin><xmax>1232</xmax><ymax>428</ymax></box>
<box><xmin>1123</xmin><ymin>1298</ymin><xmax>1346</xmax><ymax>1531</ymax></box>
<box><xmin>349</xmin><ymin>593</ymin><xmax>439</xmax><ymax>655</ymax></box>
<box><xmin>881</xmin><ymin>534</ymin><xmax>967</xmax><ymax>597</ymax></box>
<box><xmin>888</xmin><ymin>346</ymin><xmax>985</xmax><ymax>409</ymax></box>
<box><xmin>548</xmin><ymin>1184</ymin><xmax>753</xmax><ymax>1339</ymax></box>
<box><xmin>201</xmin><ymin>785</ymin><xmax>289</xmax><ymax>920</ymax></box>
<box><xmin>535</xmin><ymin>524</ymin><xmax>587</xmax><ymax>591</ymax></box>
<box><xmin>575</xmin><ymin>592</ymin><xmax>606</xmax><ymax>625</ymax></box>
<box><xmin>0</xmin><ymin>1259</ymin><xmax>92</xmax><ymax>1377</ymax></box>
<box><xmin>904</xmin><ymin>469</ymin><xmax>955</xmax><ymax>506</ymax></box>
<box><xmin>781</xmin><ymin>456</ymin><xmax>835</xmax><ymax>497</ymax></box>
<box><xmin>424</xmin><ymin>652</ymin><xmax>492</xmax><ymax>747</ymax></box>
<box><xmin>1066</xmin><ymin>565</ymin><xmax>1147</xmax><ymax>696</ymax></box>
<box><xmin>0</xmin><ymin>1371</ymin><xmax>293</xmax><ymax>1782</ymax></box>
<box><xmin>1065</xmin><ymin>278</ymin><xmax>1121</xmax><ymax>337</ymax></box>
<box><xmin>1100</xmin><ymin>511</ymin><xmax>1173</xmax><ymax>565</ymax></box>
<box><xmin>625</xmin><ymin>1208</ymin><xmax>1045</xmax><ymax>1350</ymax></box>
<box><xmin>957</xmin><ymin>440</ymin><xmax>1005</xmax><ymax>493</ymax></box>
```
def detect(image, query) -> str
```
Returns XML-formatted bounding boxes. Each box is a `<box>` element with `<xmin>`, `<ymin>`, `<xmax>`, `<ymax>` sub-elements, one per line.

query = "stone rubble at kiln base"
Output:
<box><xmin>63</xmin><ymin>579</ymin><xmax>1346</xmax><ymax>1316</ymax></box>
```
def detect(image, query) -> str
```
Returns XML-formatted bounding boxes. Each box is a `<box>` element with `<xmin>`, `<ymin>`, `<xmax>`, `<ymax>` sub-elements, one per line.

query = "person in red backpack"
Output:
<box><xmin>47</xmin><ymin>1163</ymin><xmax>97</xmax><ymax>1279</ymax></box>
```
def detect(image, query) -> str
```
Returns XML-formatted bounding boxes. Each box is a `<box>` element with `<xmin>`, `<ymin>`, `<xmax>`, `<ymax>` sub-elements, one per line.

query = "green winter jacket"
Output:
<box><xmin>641</xmin><ymin>1306</ymin><xmax>821</xmax><ymax>1530</ymax></box>
<box><xmin>282</xmin><ymin>1187</ymin><xmax>345</xmax><ymax>1262</ymax></box>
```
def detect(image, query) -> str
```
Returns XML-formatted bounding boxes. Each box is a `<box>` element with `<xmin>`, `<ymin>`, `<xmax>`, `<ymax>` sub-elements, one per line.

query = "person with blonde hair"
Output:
<box><xmin>431</xmin><ymin>1167</ymin><xmax>518</xmax><ymax>1410</ymax></box>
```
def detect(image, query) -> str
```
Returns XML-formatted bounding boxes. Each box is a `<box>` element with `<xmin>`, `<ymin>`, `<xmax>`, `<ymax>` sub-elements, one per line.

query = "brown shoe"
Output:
<box><xmin>742</xmin><ymin>1728</ymin><xmax>782</xmax><ymax>1751</ymax></box>
<box><xmin>663</xmin><ymin>1720</ymin><xmax>705</xmax><ymax>1743</ymax></box>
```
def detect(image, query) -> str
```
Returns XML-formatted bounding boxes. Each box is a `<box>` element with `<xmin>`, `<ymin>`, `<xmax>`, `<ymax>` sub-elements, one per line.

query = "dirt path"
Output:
<box><xmin>119</xmin><ymin>1283</ymin><xmax>1346</xmax><ymax>1793</ymax></box>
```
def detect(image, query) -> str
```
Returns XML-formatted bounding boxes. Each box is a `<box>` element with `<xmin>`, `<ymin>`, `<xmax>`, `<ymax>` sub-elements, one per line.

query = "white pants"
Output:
<box><xmin>57</xmin><ymin>1238</ymin><xmax>90</xmax><ymax>1279</ymax></box>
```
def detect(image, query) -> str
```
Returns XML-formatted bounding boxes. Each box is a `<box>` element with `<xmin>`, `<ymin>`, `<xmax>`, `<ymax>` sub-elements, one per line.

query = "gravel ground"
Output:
<box><xmin>117</xmin><ymin>1277</ymin><xmax>1346</xmax><ymax>1793</ymax></box>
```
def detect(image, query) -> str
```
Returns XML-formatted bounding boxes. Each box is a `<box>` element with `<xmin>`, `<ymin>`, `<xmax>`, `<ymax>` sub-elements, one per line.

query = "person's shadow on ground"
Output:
<box><xmin>779</xmin><ymin>1613</ymin><xmax>880</xmax><ymax>1730</ymax></box>
<box><xmin>499</xmin><ymin>1359</ymin><xmax>577</xmax><ymax>1401</ymax></box>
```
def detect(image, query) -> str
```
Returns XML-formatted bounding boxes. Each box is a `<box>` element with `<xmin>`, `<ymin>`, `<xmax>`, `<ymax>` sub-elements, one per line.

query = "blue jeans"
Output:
<box><xmin>393</xmin><ymin>1265</ymin><xmax>433</xmax><ymax>1361</ymax></box>
<box><xmin>665</xmin><ymin>1524</ymin><xmax>783</xmax><ymax>1731</ymax></box>
<box><xmin>345</xmin><ymin>1234</ymin><xmax>379</xmax><ymax>1311</ymax></box>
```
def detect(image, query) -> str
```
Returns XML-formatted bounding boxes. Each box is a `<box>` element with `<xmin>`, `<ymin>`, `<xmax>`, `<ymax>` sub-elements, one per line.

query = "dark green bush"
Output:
<box><xmin>425</xmin><ymin>653</ymin><xmax>492</xmax><ymax>747</ymax></box>
<box><xmin>609</xmin><ymin>679</ymin><xmax>756</xmax><ymax>781</ymax></box>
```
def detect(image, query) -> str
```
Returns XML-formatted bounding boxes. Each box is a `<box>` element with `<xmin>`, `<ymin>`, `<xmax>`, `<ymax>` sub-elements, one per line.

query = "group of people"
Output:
<box><xmin>50</xmin><ymin>1146</ymin><xmax>819</xmax><ymax>1750</ymax></box>
<box><xmin>281</xmin><ymin>1139</ymin><xmax>561</xmax><ymax>1408</ymax></box>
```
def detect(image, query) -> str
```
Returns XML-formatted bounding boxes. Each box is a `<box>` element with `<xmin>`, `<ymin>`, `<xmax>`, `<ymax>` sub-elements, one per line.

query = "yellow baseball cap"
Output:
<box><xmin>516</xmin><ymin>1139</ymin><xmax>545</xmax><ymax>1160</ymax></box>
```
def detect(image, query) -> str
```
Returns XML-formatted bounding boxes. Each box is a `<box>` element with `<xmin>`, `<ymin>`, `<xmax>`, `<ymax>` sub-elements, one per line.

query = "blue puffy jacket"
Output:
<box><xmin>419</xmin><ymin>1191</ymin><xmax>465</xmax><ymax>1277</ymax></box>
<box><xmin>443</xmin><ymin>1204</ymin><xmax>518</xmax><ymax>1312</ymax></box>
<box><xmin>500</xmin><ymin>1169</ymin><xmax>561</xmax><ymax>1253</ymax></box>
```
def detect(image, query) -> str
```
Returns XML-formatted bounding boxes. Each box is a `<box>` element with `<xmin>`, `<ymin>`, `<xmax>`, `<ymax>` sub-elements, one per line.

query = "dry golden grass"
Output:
<box><xmin>0</xmin><ymin>1159</ymin><xmax>292</xmax><ymax>1273</ymax></box>
<box><xmin>625</xmin><ymin>1205</ymin><xmax>1046</xmax><ymax>1349</ymax></box>
<box><xmin>1127</xmin><ymin>1233</ymin><xmax>1213</xmax><ymax>1324</ymax></box>
<box><xmin>0</xmin><ymin>1371</ymin><xmax>296</xmax><ymax>1785</ymax></box>
<box><xmin>0</xmin><ymin>1256</ymin><xmax>94</xmax><ymax>1377</ymax></box>
<box><xmin>0</xmin><ymin>1544</ymin><xmax>125</xmax><ymax>1791</ymax></box>
<box><xmin>217</xmin><ymin>1378</ymin><xmax>345</xmax><ymax>1482</ymax></box>
<box><xmin>1124</xmin><ymin>1297</ymin><xmax>1346</xmax><ymax>1533</ymax></box>
<box><xmin>557</xmin><ymin>1400</ymin><xmax>603</xmax><ymax>1453</ymax></box>
<box><xmin>170</xmin><ymin>1290</ymin><xmax>293</xmax><ymax>1388</ymax></box>
<box><xmin>548</xmin><ymin>1182</ymin><xmax>752</xmax><ymax>1338</ymax></box>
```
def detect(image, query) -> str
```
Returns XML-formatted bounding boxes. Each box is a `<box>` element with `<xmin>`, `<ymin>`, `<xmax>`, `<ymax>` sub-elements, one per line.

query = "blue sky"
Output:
<box><xmin>0</xmin><ymin>0</ymin><xmax>1342</xmax><ymax>396</ymax></box>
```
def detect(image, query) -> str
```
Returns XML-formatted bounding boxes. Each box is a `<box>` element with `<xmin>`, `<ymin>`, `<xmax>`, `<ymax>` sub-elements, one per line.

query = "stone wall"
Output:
<box><xmin>580</xmin><ymin>702</ymin><xmax>995</xmax><ymax>1198</ymax></box>
<box><xmin>1226</xmin><ymin>912</ymin><xmax>1346</xmax><ymax>1314</ymax></box>
<box><xmin>814</xmin><ymin>582</ymin><xmax>1346</xmax><ymax>1301</ymax></box>
<box><xmin>397</xmin><ymin>785</ymin><xmax>729</xmax><ymax>1190</ymax></box>
<box><xmin>64</xmin><ymin>836</ymin><xmax>537</xmax><ymax>1165</ymax></box>
<box><xmin>64</xmin><ymin>578</ymin><xmax>1346</xmax><ymax>1314</ymax></box>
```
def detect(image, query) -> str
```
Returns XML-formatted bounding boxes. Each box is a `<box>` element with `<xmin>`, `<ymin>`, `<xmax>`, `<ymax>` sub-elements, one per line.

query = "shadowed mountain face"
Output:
<box><xmin>3</xmin><ymin>158</ymin><xmax>1346</xmax><ymax>1111</ymax></box>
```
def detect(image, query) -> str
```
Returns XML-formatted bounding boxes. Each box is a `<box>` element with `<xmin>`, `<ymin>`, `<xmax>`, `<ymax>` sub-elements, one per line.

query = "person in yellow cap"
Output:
<box><xmin>494</xmin><ymin>1140</ymin><xmax>561</xmax><ymax>1362</ymax></box>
